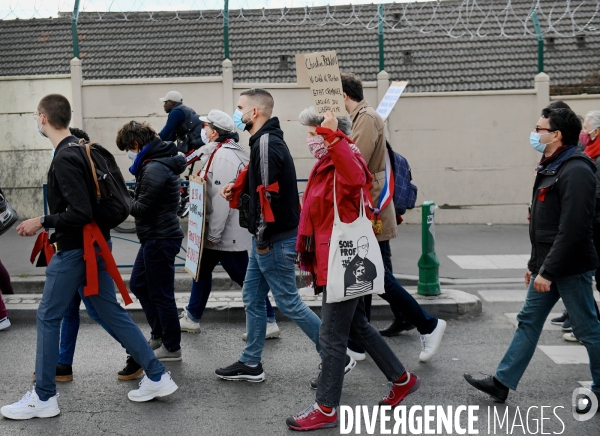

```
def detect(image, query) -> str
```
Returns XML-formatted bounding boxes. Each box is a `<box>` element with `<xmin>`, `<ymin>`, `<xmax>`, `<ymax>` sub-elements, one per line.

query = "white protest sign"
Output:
<box><xmin>376</xmin><ymin>81</ymin><xmax>408</xmax><ymax>120</ymax></box>
<box><xmin>303</xmin><ymin>50</ymin><xmax>345</xmax><ymax>115</ymax></box>
<box><xmin>185</xmin><ymin>176</ymin><xmax>207</xmax><ymax>281</ymax></box>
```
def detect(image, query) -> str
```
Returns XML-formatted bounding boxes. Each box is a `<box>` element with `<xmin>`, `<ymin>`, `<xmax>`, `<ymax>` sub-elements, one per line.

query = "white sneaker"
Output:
<box><xmin>346</xmin><ymin>348</ymin><xmax>366</xmax><ymax>361</ymax></box>
<box><xmin>0</xmin><ymin>317</ymin><xmax>10</xmax><ymax>331</ymax></box>
<box><xmin>127</xmin><ymin>372</ymin><xmax>178</xmax><ymax>402</ymax></box>
<box><xmin>419</xmin><ymin>319</ymin><xmax>447</xmax><ymax>362</ymax></box>
<box><xmin>563</xmin><ymin>332</ymin><xmax>582</xmax><ymax>343</ymax></box>
<box><xmin>242</xmin><ymin>322</ymin><xmax>281</xmax><ymax>340</ymax></box>
<box><xmin>179</xmin><ymin>311</ymin><xmax>201</xmax><ymax>333</ymax></box>
<box><xmin>1</xmin><ymin>388</ymin><xmax>60</xmax><ymax>420</ymax></box>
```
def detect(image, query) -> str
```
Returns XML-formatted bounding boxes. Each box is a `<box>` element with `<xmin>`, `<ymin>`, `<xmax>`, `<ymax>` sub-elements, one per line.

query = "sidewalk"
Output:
<box><xmin>0</xmin><ymin>223</ymin><xmax>531</xmax><ymax>280</ymax></box>
<box><xmin>2</xmin><ymin>287</ymin><xmax>481</xmax><ymax>321</ymax></box>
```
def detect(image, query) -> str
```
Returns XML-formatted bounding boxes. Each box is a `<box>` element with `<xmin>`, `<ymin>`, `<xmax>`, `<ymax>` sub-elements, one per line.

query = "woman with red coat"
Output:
<box><xmin>286</xmin><ymin>109</ymin><xmax>421</xmax><ymax>431</ymax></box>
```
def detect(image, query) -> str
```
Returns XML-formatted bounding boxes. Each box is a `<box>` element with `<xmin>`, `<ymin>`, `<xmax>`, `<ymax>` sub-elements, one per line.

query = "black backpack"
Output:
<box><xmin>70</xmin><ymin>141</ymin><xmax>132</xmax><ymax>229</ymax></box>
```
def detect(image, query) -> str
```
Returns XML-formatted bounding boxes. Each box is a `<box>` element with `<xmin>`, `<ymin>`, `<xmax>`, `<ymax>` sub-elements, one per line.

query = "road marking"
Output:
<box><xmin>538</xmin><ymin>346</ymin><xmax>589</xmax><ymax>364</ymax></box>
<box><xmin>480</xmin><ymin>290</ymin><xmax>528</xmax><ymax>302</ymax></box>
<box><xmin>448</xmin><ymin>255</ymin><xmax>529</xmax><ymax>269</ymax></box>
<box><xmin>504</xmin><ymin>313</ymin><xmax>564</xmax><ymax>331</ymax></box>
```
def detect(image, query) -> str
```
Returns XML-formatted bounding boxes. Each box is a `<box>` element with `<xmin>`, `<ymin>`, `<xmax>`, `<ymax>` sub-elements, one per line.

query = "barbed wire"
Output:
<box><xmin>2</xmin><ymin>1</ymin><xmax>600</xmax><ymax>38</ymax></box>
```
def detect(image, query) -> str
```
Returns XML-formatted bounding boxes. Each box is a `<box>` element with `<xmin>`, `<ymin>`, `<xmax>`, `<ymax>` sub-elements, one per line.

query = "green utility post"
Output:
<box><xmin>378</xmin><ymin>4</ymin><xmax>385</xmax><ymax>71</ymax></box>
<box><xmin>224</xmin><ymin>0</ymin><xmax>230</xmax><ymax>60</ymax></box>
<box><xmin>417</xmin><ymin>201</ymin><xmax>441</xmax><ymax>296</ymax></box>
<box><xmin>71</xmin><ymin>0</ymin><xmax>81</xmax><ymax>58</ymax></box>
<box><xmin>531</xmin><ymin>10</ymin><xmax>544</xmax><ymax>73</ymax></box>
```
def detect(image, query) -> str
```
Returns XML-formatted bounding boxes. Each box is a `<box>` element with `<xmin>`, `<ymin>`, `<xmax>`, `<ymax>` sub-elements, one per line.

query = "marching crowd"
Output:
<box><xmin>0</xmin><ymin>72</ymin><xmax>599</xmax><ymax>429</ymax></box>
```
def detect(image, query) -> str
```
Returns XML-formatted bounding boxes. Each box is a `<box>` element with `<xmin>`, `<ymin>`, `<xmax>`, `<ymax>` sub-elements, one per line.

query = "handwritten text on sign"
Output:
<box><xmin>185</xmin><ymin>177</ymin><xmax>206</xmax><ymax>281</ymax></box>
<box><xmin>304</xmin><ymin>51</ymin><xmax>345</xmax><ymax>115</ymax></box>
<box><xmin>376</xmin><ymin>81</ymin><xmax>408</xmax><ymax>120</ymax></box>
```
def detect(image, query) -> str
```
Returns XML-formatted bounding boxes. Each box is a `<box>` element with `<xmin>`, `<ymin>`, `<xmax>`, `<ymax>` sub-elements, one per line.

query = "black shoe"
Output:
<box><xmin>215</xmin><ymin>361</ymin><xmax>265</xmax><ymax>382</ymax></box>
<box><xmin>562</xmin><ymin>315</ymin><xmax>572</xmax><ymax>332</ymax></box>
<box><xmin>32</xmin><ymin>363</ymin><xmax>74</xmax><ymax>382</ymax></box>
<box><xmin>551</xmin><ymin>310</ymin><xmax>568</xmax><ymax>326</ymax></box>
<box><xmin>379</xmin><ymin>319</ymin><xmax>416</xmax><ymax>337</ymax></box>
<box><xmin>55</xmin><ymin>363</ymin><xmax>73</xmax><ymax>382</ymax></box>
<box><xmin>118</xmin><ymin>355</ymin><xmax>143</xmax><ymax>381</ymax></box>
<box><xmin>310</xmin><ymin>355</ymin><xmax>357</xmax><ymax>390</ymax></box>
<box><xmin>463</xmin><ymin>373</ymin><xmax>509</xmax><ymax>403</ymax></box>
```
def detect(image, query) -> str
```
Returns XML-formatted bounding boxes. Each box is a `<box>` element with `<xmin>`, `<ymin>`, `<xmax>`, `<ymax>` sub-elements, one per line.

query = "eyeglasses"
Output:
<box><xmin>32</xmin><ymin>112</ymin><xmax>42</xmax><ymax>120</ymax></box>
<box><xmin>534</xmin><ymin>126</ymin><xmax>556</xmax><ymax>133</ymax></box>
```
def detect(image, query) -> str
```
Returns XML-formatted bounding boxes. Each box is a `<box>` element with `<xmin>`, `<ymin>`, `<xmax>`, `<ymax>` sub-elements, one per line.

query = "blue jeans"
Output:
<box><xmin>240</xmin><ymin>237</ymin><xmax>321</xmax><ymax>365</ymax></box>
<box><xmin>187</xmin><ymin>248</ymin><xmax>276</xmax><ymax>323</ymax></box>
<box><xmin>130</xmin><ymin>238</ymin><xmax>182</xmax><ymax>352</ymax></box>
<box><xmin>36</xmin><ymin>246</ymin><xmax>164</xmax><ymax>401</ymax></box>
<box><xmin>58</xmin><ymin>287</ymin><xmax>122</xmax><ymax>366</ymax></box>
<box><xmin>496</xmin><ymin>271</ymin><xmax>600</xmax><ymax>394</ymax></box>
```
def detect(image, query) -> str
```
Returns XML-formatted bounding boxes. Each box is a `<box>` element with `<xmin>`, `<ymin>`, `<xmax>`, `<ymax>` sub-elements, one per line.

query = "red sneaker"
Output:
<box><xmin>379</xmin><ymin>371</ymin><xmax>421</xmax><ymax>407</ymax></box>
<box><xmin>286</xmin><ymin>403</ymin><xmax>338</xmax><ymax>431</ymax></box>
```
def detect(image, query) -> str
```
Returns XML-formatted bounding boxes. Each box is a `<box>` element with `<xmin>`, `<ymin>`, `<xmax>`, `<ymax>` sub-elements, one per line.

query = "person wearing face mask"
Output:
<box><xmin>286</xmin><ymin>108</ymin><xmax>421</xmax><ymax>431</ymax></box>
<box><xmin>216</xmin><ymin>89</ymin><xmax>328</xmax><ymax>384</ymax></box>
<box><xmin>116</xmin><ymin>120</ymin><xmax>187</xmax><ymax>363</ymax></box>
<box><xmin>464</xmin><ymin>107</ymin><xmax>600</xmax><ymax>414</ymax></box>
<box><xmin>178</xmin><ymin>109</ymin><xmax>281</xmax><ymax>339</ymax></box>
<box><xmin>157</xmin><ymin>91</ymin><xmax>205</xmax><ymax>154</ymax></box>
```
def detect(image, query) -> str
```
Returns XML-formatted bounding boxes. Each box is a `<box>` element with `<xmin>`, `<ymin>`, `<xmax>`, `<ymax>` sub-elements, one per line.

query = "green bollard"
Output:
<box><xmin>417</xmin><ymin>201</ymin><xmax>441</xmax><ymax>296</ymax></box>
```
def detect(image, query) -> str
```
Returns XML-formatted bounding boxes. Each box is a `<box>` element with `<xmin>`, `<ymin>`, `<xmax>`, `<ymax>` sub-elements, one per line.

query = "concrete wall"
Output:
<box><xmin>0</xmin><ymin>62</ymin><xmax>562</xmax><ymax>224</ymax></box>
<box><xmin>0</xmin><ymin>74</ymin><xmax>71</xmax><ymax>218</ymax></box>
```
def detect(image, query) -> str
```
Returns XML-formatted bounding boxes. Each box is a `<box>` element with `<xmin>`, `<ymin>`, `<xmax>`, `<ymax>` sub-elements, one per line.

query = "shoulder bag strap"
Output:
<box><xmin>84</xmin><ymin>143</ymin><xmax>101</xmax><ymax>198</ymax></box>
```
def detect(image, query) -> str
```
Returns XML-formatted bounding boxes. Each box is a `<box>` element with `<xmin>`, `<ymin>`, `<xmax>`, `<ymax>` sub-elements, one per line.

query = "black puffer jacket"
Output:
<box><xmin>528</xmin><ymin>146</ymin><xmax>599</xmax><ymax>280</ymax></box>
<box><xmin>131</xmin><ymin>138</ymin><xmax>186</xmax><ymax>241</ymax></box>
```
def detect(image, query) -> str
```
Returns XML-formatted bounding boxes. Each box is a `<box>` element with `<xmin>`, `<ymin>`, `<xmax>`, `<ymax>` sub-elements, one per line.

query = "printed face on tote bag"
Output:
<box><xmin>326</xmin><ymin>173</ymin><xmax>384</xmax><ymax>303</ymax></box>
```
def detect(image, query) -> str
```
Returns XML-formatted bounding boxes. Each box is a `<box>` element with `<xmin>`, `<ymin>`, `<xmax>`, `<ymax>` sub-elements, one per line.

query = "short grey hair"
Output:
<box><xmin>585</xmin><ymin>110</ymin><xmax>600</xmax><ymax>131</ymax></box>
<box><xmin>298</xmin><ymin>106</ymin><xmax>352</xmax><ymax>136</ymax></box>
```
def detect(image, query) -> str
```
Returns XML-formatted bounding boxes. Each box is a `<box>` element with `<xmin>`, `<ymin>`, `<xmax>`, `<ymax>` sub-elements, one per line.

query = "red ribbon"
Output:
<box><xmin>83</xmin><ymin>222</ymin><xmax>133</xmax><ymax>305</ymax></box>
<box><xmin>228</xmin><ymin>164</ymin><xmax>249</xmax><ymax>209</ymax></box>
<box><xmin>256</xmin><ymin>182</ymin><xmax>280</xmax><ymax>223</ymax></box>
<box><xmin>30</xmin><ymin>231</ymin><xmax>55</xmax><ymax>265</ymax></box>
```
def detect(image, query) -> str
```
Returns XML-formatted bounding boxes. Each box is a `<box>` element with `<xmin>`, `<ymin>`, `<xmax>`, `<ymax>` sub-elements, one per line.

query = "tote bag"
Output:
<box><xmin>326</xmin><ymin>173</ymin><xmax>384</xmax><ymax>303</ymax></box>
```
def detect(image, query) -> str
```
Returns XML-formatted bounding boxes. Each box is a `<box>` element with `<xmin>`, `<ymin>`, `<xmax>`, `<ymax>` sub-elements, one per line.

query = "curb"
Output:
<box><xmin>4</xmin><ymin>288</ymin><xmax>481</xmax><ymax>322</ymax></box>
<box><xmin>8</xmin><ymin>272</ymin><xmax>522</xmax><ymax>294</ymax></box>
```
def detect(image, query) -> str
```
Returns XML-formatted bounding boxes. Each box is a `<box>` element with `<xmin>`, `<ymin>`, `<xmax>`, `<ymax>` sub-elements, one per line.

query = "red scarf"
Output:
<box><xmin>585</xmin><ymin>137</ymin><xmax>600</xmax><ymax>159</ymax></box>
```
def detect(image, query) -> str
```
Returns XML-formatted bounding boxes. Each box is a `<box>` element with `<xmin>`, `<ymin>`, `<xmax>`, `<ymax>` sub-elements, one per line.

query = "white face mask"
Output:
<box><xmin>127</xmin><ymin>150</ymin><xmax>138</xmax><ymax>161</ymax></box>
<box><xmin>201</xmin><ymin>129</ymin><xmax>210</xmax><ymax>144</ymax></box>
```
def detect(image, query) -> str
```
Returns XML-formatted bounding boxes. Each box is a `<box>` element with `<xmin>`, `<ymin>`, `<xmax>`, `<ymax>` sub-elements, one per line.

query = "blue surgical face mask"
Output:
<box><xmin>529</xmin><ymin>132</ymin><xmax>547</xmax><ymax>153</ymax></box>
<box><xmin>233</xmin><ymin>109</ymin><xmax>246</xmax><ymax>131</ymax></box>
<box><xmin>49</xmin><ymin>149</ymin><xmax>55</xmax><ymax>158</ymax></box>
<box><xmin>233</xmin><ymin>109</ymin><xmax>253</xmax><ymax>131</ymax></box>
<box><xmin>37</xmin><ymin>122</ymin><xmax>47</xmax><ymax>138</ymax></box>
<box><xmin>127</xmin><ymin>150</ymin><xmax>138</xmax><ymax>161</ymax></box>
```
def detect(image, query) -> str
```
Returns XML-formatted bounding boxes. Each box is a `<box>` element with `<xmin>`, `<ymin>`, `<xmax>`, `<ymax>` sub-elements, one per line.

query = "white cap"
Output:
<box><xmin>159</xmin><ymin>91</ymin><xmax>183</xmax><ymax>103</ymax></box>
<box><xmin>200</xmin><ymin>109</ymin><xmax>235</xmax><ymax>133</ymax></box>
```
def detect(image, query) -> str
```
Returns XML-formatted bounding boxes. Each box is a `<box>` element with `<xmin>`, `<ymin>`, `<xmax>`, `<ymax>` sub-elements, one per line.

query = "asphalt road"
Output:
<box><xmin>1</xmin><ymin>285</ymin><xmax>599</xmax><ymax>436</ymax></box>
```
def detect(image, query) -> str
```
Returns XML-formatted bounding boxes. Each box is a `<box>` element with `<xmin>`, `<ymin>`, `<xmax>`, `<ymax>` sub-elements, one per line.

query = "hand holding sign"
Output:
<box><xmin>303</xmin><ymin>50</ymin><xmax>346</xmax><ymax>116</ymax></box>
<box><xmin>321</xmin><ymin>110</ymin><xmax>338</xmax><ymax>132</ymax></box>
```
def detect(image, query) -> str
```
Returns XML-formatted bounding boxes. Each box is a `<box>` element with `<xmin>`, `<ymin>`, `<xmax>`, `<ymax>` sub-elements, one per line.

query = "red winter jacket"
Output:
<box><xmin>297</xmin><ymin>137</ymin><xmax>373</xmax><ymax>289</ymax></box>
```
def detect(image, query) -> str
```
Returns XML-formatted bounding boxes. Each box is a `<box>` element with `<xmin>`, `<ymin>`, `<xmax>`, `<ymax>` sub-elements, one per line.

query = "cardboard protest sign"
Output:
<box><xmin>303</xmin><ymin>50</ymin><xmax>345</xmax><ymax>115</ymax></box>
<box><xmin>295</xmin><ymin>54</ymin><xmax>311</xmax><ymax>87</ymax></box>
<box><xmin>184</xmin><ymin>176</ymin><xmax>207</xmax><ymax>281</ymax></box>
<box><xmin>376</xmin><ymin>81</ymin><xmax>408</xmax><ymax>120</ymax></box>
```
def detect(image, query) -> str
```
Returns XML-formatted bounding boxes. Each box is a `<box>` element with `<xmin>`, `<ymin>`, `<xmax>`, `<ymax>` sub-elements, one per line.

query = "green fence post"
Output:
<box><xmin>71</xmin><ymin>0</ymin><xmax>81</xmax><ymax>59</ymax></box>
<box><xmin>417</xmin><ymin>201</ymin><xmax>441</xmax><ymax>296</ymax></box>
